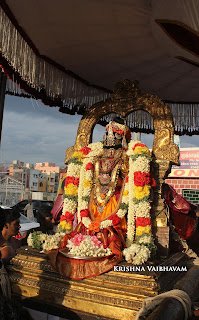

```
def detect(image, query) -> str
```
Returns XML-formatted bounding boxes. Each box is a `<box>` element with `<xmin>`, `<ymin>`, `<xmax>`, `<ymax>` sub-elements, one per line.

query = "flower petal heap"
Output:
<box><xmin>66</xmin><ymin>234</ymin><xmax>112</xmax><ymax>257</ymax></box>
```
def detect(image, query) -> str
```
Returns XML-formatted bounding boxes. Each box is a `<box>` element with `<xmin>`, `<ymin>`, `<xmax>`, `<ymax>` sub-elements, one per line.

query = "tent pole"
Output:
<box><xmin>0</xmin><ymin>69</ymin><xmax>7</xmax><ymax>146</ymax></box>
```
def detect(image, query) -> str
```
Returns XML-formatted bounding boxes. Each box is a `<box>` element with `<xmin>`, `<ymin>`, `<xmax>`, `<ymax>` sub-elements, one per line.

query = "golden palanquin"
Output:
<box><xmin>8</xmin><ymin>80</ymin><xmax>181</xmax><ymax>319</ymax></box>
<box><xmin>8</xmin><ymin>248</ymin><xmax>187</xmax><ymax>319</ymax></box>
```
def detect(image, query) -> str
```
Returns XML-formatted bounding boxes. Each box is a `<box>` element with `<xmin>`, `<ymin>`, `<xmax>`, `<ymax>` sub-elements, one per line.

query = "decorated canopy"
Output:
<box><xmin>0</xmin><ymin>0</ymin><xmax>199</xmax><ymax>134</ymax></box>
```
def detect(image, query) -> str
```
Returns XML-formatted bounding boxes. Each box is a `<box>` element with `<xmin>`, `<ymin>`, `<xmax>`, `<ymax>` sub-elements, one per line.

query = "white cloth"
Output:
<box><xmin>24</xmin><ymin>203</ymin><xmax>34</xmax><ymax>220</ymax></box>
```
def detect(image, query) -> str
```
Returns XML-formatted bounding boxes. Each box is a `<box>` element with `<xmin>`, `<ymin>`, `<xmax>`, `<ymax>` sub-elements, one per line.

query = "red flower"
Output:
<box><xmin>65</xmin><ymin>176</ymin><xmax>79</xmax><ymax>187</ymax></box>
<box><xmin>133</xmin><ymin>143</ymin><xmax>146</xmax><ymax>150</ymax></box>
<box><xmin>60</xmin><ymin>212</ymin><xmax>74</xmax><ymax>222</ymax></box>
<box><xmin>65</xmin><ymin>176</ymin><xmax>75</xmax><ymax>187</ymax></box>
<box><xmin>126</xmin><ymin>176</ymin><xmax>129</xmax><ymax>183</ymax></box>
<box><xmin>108</xmin><ymin>215</ymin><xmax>121</xmax><ymax>225</ymax></box>
<box><xmin>65</xmin><ymin>212</ymin><xmax>74</xmax><ymax>221</ymax></box>
<box><xmin>73</xmin><ymin>177</ymin><xmax>79</xmax><ymax>186</ymax></box>
<box><xmin>86</xmin><ymin>162</ymin><xmax>94</xmax><ymax>171</ymax></box>
<box><xmin>134</xmin><ymin>171</ymin><xmax>150</xmax><ymax>187</ymax></box>
<box><xmin>79</xmin><ymin>146</ymin><xmax>91</xmax><ymax>155</ymax></box>
<box><xmin>60</xmin><ymin>215</ymin><xmax>67</xmax><ymax>221</ymax></box>
<box><xmin>80</xmin><ymin>209</ymin><xmax>90</xmax><ymax>218</ymax></box>
<box><xmin>136</xmin><ymin>217</ymin><xmax>152</xmax><ymax>227</ymax></box>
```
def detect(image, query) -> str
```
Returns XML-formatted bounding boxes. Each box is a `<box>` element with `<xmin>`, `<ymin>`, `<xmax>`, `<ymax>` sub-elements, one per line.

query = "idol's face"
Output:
<box><xmin>103</xmin><ymin>131</ymin><xmax>123</xmax><ymax>149</ymax></box>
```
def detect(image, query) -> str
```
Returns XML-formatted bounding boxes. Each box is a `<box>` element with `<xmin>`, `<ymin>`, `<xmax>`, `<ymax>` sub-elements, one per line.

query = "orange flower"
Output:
<box><xmin>89</xmin><ymin>220</ymin><xmax>100</xmax><ymax>232</ymax></box>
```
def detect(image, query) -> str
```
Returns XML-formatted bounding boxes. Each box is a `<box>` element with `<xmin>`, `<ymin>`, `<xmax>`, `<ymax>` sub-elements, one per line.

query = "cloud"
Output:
<box><xmin>1</xmin><ymin>95</ymin><xmax>199</xmax><ymax>167</ymax></box>
<box><xmin>1</xmin><ymin>96</ymin><xmax>82</xmax><ymax>166</ymax></box>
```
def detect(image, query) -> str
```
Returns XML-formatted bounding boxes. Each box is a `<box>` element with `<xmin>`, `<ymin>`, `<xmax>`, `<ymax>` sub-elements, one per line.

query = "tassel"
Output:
<box><xmin>0</xmin><ymin>261</ymin><xmax>11</xmax><ymax>299</ymax></box>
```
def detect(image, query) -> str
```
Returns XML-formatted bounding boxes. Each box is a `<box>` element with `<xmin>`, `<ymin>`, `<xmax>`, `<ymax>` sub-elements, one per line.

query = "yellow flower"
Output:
<box><xmin>65</xmin><ymin>183</ymin><xmax>78</xmax><ymax>196</ymax></box>
<box><xmin>134</xmin><ymin>146</ymin><xmax>150</xmax><ymax>156</ymax></box>
<box><xmin>136</xmin><ymin>226</ymin><xmax>144</xmax><ymax>237</ymax></box>
<box><xmin>60</xmin><ymin>221</ymin><xmax>72</xmax><ymax>230</ymax></box>
<box><xmin>123</xmin><ymin>190</ymin><xmax>129</xmax><ymax>196</ymax></box>
<box><xmin>145</xmin><ymin>225</ymin><xmax>152</xmax><ymax>234</ymax></box>
<box><xmin>136</xmin><ymin>225</ymin><xmax>152</xmax><ymax>237</ymax></box>
<box><xmin>134</xmin><ymin>185</ymin><xmax>150</xmax><ymax>200</ymax></box>
<box><xmin>73</xmin><ymin>151</ymin><xmax>84</xmax><ymax>158</ymax></box>
<box><xmin>84</xmin><ymin>179</ymin><xmax>92</xmax><ymax>188</ymax></box>
<box><xmin>72</xmin><ymin>151</ymin><xmax>85</xmax><ymax>162</ymax></box>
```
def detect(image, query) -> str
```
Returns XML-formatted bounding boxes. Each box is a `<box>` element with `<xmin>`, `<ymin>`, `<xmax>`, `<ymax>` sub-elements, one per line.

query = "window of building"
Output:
<box><xmin>33</xmin><ymin>182</ymin><xmax>37</xmax><ymax>186</ymax></box>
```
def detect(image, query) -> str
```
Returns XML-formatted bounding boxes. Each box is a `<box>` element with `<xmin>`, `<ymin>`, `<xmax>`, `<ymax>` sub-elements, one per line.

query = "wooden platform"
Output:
<box><xmin>7</xmin><ymin>247</ymin><xmax>189</xmax><ymax>320</ymax></box>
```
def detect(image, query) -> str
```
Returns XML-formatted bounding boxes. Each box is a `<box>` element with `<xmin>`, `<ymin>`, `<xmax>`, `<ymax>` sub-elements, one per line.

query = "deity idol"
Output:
<box><xmin>49</xmin><ymin>118</ymin><xmax>156</xmax><ymax>279</ymax></box>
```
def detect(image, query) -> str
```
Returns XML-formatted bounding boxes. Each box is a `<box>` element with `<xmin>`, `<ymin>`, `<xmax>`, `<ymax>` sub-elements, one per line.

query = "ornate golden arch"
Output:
<box><xmin>65</xmin><ymin>80</ymin><xmax>178</xmax><ymax>164</ymax></box>
<box><xmin>65</xmin><ymin>80</ymin><xmax>179</xmax><ymax>253</ymax></box>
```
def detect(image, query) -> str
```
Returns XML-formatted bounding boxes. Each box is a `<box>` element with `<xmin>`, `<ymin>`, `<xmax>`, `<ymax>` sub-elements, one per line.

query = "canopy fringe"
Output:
<box><xmin>0</xmin><ymin>6</ymin><xmax>110</xmax><ymax>107</ymax></box>
<box><xmin>1</xmin><ymin>6</ymin><xmax>199</xmax><ymax>135</ymax></box>
<box><xmin>99</xmin><ymin>105</ymin><xmax>199</xmax><ymax>136</ymax></box>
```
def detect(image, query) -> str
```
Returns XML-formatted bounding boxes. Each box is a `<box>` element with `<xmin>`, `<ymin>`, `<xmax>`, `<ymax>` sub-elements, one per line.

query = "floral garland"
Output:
<box><xmin>58</xmin><ymin>140</ymin><xmax>156</xmax><ymax>265</ymax></box>
<box><xmin>57</xmin><ymin>147</ymin><xmax>89</xmax><ymax>233</ymax></box>
<box><xmin>27</xmin><ymin>232</ymin><xmax>65</xmax><ymax>252</ymax></box>
<box><xmin>66</xmin><ymin>234</ymin><xmax>112</xmax><ymax>257</ymax></box>
<box><xmin>123</xmin><ymin>141</ymin><xmax>156</xmax><ymax>264</ymax></box>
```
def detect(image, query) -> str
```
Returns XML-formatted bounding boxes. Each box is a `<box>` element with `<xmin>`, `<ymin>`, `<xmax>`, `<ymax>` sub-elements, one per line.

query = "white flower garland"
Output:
<box><xmin>126</xmin><ymin>156</ymin><xmax>135</xmax><ymax>247</ymax></box>
<box><xmin>66</xmin><ymin>235</ymin><xmax>112</xmax><ymax>257</ymax></box>
<box><xmin>123</xmin><ymin>140</ymin><xmax>154</xmax><ymax>265</ymax></box>
<box><xmin>27</xmin><ymin>232</ymin><xmax>65</xmax><ymax>252</ymax></box>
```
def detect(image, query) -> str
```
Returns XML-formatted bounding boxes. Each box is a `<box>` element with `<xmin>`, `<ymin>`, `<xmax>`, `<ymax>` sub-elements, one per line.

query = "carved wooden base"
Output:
<box><xmin>7</xmin><ymin>247</ymin><xmax>189</xmax><ymax>320</ymax></box>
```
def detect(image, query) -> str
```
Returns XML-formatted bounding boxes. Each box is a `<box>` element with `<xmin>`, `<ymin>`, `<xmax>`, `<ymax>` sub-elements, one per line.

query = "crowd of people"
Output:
<box><xmin>0</xmin><ymin>205</ymin><xmax>55</xmax><ymax>261</ymax></box>
<box><xmin>0</xmin><ymin>203</ymin><xmax>55</xmax><ymax>319</ymax></box>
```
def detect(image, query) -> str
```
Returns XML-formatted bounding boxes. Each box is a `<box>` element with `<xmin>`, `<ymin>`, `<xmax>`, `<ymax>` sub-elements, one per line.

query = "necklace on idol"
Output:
<box><xmin>93</xmin><ymin>156</ymin><xmax>122</xmax><ymax>213</ymax></box>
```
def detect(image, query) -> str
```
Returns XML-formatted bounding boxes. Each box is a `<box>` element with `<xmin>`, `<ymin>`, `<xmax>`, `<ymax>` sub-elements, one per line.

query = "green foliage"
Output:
<box><xmin>68</xmin><ymin>158</ymin><xmax>83</xmax><ymax>166</ymax></box>
<box><xmin>63</xmin><ymin>194</ymin><xmax>78</xmax><ymax>201</ymax></box>
<box><xmin>119</xmin><ymin>203</ymin><xmax>129</xmax><ymax>210</ymax></box>
<box><xmin>32</xmin><ymin>231</ymin><xmax>42</xmax><ymax>250</ymax></box>
<box><xmin>131</xmin><ymin>153</ymin><xmax>151</xmax><ymax>162</ymax></box>
<box><xmin>132</xmin><ymin>196</ymin><xmax>150</xmax><ymax>204</ymax></box>
<box><xmin>82</xmin><ymin>196</ymin><xmax>90</xmax><ymax>202</ymax></box>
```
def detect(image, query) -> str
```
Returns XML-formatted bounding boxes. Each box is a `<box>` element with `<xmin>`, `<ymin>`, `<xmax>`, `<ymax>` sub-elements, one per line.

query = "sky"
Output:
<box><xmin>0</xmin><ymin>95</ymin><xmax>199</xmax><ymax>168</ymax></box>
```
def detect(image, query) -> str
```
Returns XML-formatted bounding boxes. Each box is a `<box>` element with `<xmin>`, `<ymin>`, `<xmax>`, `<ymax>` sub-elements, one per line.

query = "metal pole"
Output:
<box><xmin>0</xmin><ymin>69</ymin><xmax>7</xmax><ymax>146</ymax></box>
<box><xmin>133</xmin><ymin>132</ymin><xmax>141</xmax><ymax>141</ymax></box>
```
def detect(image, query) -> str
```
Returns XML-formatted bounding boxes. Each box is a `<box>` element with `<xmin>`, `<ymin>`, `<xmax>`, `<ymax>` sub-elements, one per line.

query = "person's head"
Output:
<box><xmin>0</xmin><ymin>208</ymin><xmax>6</xmax><ymax>232</ymax></box>
<box><xmin>28</xmin><ymin>199</ymin><xmax>32</xmax><ymax>204</ymax></box>
<box><xmin>3</xmin><ymin>208</ymin><xmax>21</xmax><ymax>237</ymax></box>
<box><xmin>38</xmin><ymin>205</ymin><xmax>55</xmax><ymax>231</ymax></box>
<box><xmin>103</xmin><ymin>117</ymin><xmax>131</xmax><ymax>150</ymax></box>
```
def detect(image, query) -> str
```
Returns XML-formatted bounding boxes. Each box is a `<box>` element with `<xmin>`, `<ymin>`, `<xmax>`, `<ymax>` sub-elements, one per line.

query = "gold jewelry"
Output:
<box><xmin>94</xmin><ymin>159</ymin><xmax>122</xmax><ymax>207</ymax></box>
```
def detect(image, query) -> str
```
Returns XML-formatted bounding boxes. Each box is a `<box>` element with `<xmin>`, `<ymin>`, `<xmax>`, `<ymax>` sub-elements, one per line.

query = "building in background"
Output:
<box><xmin>29</xmin><ymin>169</ymin><xmax>45</xmax><ymax>192</ymax></box>
<box><xmin>9</xmin><ymin>160</ymin><xmax>29</xmax><ymax>189</ymax></box>
<box><xmin>34</xmin><ymin>162</ymin><xmax>60</xmax><ymax>193</ymax></box>
<box><xmin>0</xmin><ymin>160</ymin><xmax>60</xmax><ymax>206</ymax></box>
<box><xmin>166</xmin><ymin>148</ymin><xmax>199</xmax><ymax>205</ymax></box>
<box><xmin>0</xmin><ymin>166</ymin><xmax>9</xmax><ymax>179</ymax></box>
